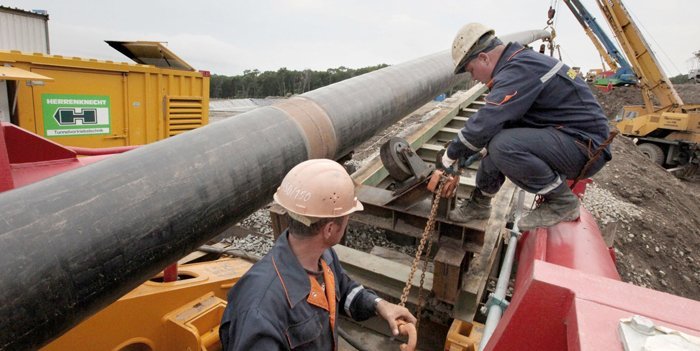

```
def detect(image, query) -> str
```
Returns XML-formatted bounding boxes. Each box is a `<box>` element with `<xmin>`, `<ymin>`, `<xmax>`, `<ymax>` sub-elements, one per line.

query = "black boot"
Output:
<box><xmin>449</xmin><ymin>188</ymin><xmax>492</xmax><ymax>223</ymax></box>
<box><xmin>518</xmin><ymin>183</ymin><xmax>580</xmax><ymax>231</ymax></box>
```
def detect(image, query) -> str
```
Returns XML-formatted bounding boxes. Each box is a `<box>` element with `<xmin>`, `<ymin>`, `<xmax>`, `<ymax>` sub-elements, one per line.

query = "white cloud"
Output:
<box><xmin>4</xmin><ymin>0</ymin><xmax>699</xmax><ymax>76</ymax></box>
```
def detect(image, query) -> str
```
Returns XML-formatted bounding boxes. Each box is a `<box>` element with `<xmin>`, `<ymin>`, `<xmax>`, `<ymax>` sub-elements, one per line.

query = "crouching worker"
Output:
<box><xmin>443</xmin><ymin>23</ymin><xmax>611</xmax><ymax>231</ymax></box>
<box><xmin>220</xmin><ymin>159</ymin><xmax>416</xmax><ymax>350</ymax></box>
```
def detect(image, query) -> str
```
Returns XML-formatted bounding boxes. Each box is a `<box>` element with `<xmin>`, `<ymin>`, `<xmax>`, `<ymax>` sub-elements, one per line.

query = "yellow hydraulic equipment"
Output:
<box><xmin>0</xmin><ymin>41</ymin><xmax>209</xmax><ymax>149</ymax></box>
<box><xmin>592</xmin><ymin>0</ymin><xmax>700</xmax><ymax>175</ymax></box>
<box><xmin>41</xmin><ymin>258</ymin><xmax>252</xmax><ymax>351</ymax></box>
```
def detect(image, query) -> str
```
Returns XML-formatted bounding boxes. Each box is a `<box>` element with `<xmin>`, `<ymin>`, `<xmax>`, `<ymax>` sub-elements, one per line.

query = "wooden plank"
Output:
<box><xmin>433</xmin><ymin>238</ymin><xmax>467</xmax><ymax>304</ymax></box>
<box><xmin>454</xmin><ymin>180</ymin><xmax>516</xmax><ymax>321</ymax></box>
<box><xmin>440</xmin><ymin>127</ymin><xmax>462</xmax><ymax>134</ymax></box>
<box><xmin>420</xmin><ymin>143</ymin><xmax>443</xmax><ymax>151</ymax></box>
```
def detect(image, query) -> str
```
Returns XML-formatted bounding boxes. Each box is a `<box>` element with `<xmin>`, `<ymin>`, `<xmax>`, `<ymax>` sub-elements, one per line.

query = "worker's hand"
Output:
<box><xmin>375</xmin><ymin>299</ymin><xmax>417</xmax><ymax>336</ymax></box>
<box><xmin>458</xmin><ymin>148</ymin><xmax>487</xmax><ymax>168</ymax></box>
<box><xmin>436</xmin><ymin>145</ymin><xmax>458</xmax><ymax>172</ymax></box>
<box><xmin>441</xmin><ymin>150</ymin><xmax>457</xmax><ymax>169</ymax></box>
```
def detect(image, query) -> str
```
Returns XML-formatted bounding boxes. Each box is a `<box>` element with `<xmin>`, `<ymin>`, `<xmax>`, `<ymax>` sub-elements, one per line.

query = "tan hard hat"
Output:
<box><xmin>451</xmin><ymin>23</ymin><xmax>495</xmax><ymax>74</ymax></box>
<box><xmin>274</xmin><ymin>159</ymin><xmax>363</xmax><ymax>223</ymax></box>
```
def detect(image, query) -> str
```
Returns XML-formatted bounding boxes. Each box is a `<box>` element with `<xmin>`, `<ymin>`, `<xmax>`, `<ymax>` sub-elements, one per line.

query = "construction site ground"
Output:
<box><xmin>587</xmin><ymin>83</ymin><xmax>700</xmax><ymax>300</ymax></box>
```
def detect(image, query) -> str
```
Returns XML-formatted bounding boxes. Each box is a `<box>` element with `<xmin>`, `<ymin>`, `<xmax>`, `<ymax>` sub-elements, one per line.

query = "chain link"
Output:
<box><xmin>415</xmin><ymin>225</ymin><xmax>435</xmax><ymax>331</ymax></box>
<box><xmin>398</xmin><ymin>174</ymin><xmax>447</xmax><ymax>329</ymax></box>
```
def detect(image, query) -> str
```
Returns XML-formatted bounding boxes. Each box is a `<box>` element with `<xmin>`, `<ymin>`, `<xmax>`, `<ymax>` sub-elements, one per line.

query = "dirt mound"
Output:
<box><xmin>584</xmin><ymin>83</ymin><xmax>700</xmax><ymax>300</ymax></box>
<box><xmin>586</xmin><ymin>136</ymin><xmax>700</xmax><ymax>300</ymax></box>
<box><xmin>591</xmin><ymin>83</ymin><xmax>700</xmax><ymax>118</ymax></box>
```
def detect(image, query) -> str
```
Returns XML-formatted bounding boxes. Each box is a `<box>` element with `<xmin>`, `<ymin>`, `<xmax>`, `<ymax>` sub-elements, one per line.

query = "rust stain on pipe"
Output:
<box><xmin>273</xmin><ymin>97</ymin><xmax>338</xmax><ymax>159</ymax></box>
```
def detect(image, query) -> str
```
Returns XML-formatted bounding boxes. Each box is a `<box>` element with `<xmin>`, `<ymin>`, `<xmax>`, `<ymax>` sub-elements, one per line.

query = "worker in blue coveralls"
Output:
<box><xmin>220</xmin><ymin>159</ymin><xmax>416</xmax><ymax>351</ymax></box>
<box><xmin>441</xmin><ymin>23</ymin><xmax>611</xmax><ymax>231</ymax></box>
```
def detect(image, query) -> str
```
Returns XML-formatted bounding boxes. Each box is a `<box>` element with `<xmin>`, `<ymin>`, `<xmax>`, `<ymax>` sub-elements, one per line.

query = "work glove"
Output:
<box><xmin>438</xmin><ymin>144</ymin><xmax>487</xmax><ymax>172</ymax></box>
<box><xmin>460</xmin><ymin>148</ymin><xmax>487</xmax><ymax>167</ymax></box>
<box><xmin>441</xmin><ymin>150</ymin><xmax>457</xmax><ymax>169</ymax></box>
<box><xmin>436</xmin><ymin>147</ymin><xmax>458</xmax><ymax>174</ymax></box>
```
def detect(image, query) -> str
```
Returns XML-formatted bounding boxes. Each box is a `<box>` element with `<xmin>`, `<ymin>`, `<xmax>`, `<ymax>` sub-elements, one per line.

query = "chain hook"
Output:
<box><xmin>547</xmin><ymin>6</ymin><xmax>556</xmax><ymax>25</ymax></box>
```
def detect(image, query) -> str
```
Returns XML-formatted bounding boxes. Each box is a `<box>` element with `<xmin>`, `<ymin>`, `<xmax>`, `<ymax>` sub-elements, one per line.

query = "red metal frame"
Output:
<box><xmin>0</xmin><ymin>122</ymin><xmax>137</xmax><ymax>192</ymax></box>
<box><xmin>486</xmin><ymin>205</ymin><xmax>700</xmax><ymax>350</ymax></box>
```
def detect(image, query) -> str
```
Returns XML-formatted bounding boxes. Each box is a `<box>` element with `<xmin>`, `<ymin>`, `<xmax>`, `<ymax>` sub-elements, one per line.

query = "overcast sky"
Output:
<box><xmin>5</xmin><ymin>0</ymin><xmax>699</xmax><ymax>77</ymax></box>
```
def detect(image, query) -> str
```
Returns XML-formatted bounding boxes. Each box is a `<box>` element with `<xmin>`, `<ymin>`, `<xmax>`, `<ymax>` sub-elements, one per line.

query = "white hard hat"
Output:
<box><xmin>452</xmin><ymin>23</ymin><xmax>495</xmax><ymax>74</ymax></box>
<box><xmin>274</xmin><ymin>159</ymin><xmax>363</xmax><ymax>225</ymax></box>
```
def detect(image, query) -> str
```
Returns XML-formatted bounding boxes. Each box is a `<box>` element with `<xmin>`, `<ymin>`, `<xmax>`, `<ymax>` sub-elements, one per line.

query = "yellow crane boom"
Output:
<box><xmin>594</xmin><ymin>0</ymin><xmax>683</xmax><ymax>113</ymax></box>
<box><xmin>591</xmin><ymin>0</ymin><xmax>699</xmax><ymax>177</ymax></box>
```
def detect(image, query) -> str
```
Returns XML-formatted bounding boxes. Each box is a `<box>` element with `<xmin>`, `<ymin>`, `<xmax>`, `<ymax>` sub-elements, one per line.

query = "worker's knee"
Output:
<box><xmin>486</xmin><ymin>130</ymin><xmax>525</xmax><ymax>167</ymax></box>
<box><xmin>486</xmin><ymin>131</ymin><xmax>511</xmax><ymax>158</ymax></box>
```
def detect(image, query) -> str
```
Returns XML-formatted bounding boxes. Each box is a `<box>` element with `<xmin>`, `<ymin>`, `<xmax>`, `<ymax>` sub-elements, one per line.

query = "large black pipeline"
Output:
<box><xmin>0</xmin><ymin>30</ymin><xmax>549</xmax><ymax>350</ymax></box>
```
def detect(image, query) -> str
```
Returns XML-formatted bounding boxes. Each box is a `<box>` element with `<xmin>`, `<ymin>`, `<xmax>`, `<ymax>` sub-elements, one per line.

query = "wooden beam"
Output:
<box><xmin>433</xmin><ymin>238</ymin><xmax>467</xmax><ymax>304</ymax></box>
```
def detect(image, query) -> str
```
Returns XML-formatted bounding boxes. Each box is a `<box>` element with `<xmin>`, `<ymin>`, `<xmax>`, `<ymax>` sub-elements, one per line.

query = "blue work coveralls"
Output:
<box><xmin>447</xmin><ymin>42</ymin><xmax>611</xmax><ymax>195</ymax></box>
<box><xmin>220</xmin><ymin>231</ymin><xmax>379</xmax><ymax>350</ymax></box>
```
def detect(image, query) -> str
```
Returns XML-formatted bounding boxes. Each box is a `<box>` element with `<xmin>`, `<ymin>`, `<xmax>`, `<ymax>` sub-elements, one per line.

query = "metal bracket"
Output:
<box><xmin>481</xmin><ymin>292</ymin><xmax>510</xmax><ymax>314</ymax></box>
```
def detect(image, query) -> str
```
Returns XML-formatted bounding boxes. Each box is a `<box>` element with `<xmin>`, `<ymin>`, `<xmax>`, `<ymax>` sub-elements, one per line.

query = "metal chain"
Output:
<box><xmin>398</xmin><ymin>174</ymin><xmax>447</xmax><ymax>328</ymax></box>
<box><xmin>415</xmin><ymin>225</ymin><xmax>436</xmax><ymax>331</ymax></box>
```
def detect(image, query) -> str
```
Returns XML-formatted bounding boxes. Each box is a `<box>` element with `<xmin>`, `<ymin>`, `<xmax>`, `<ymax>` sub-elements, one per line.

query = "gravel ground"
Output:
<box><xmin>583</xmin><ymin>182</ymin><xmax>643</xmax><ymax>227</ymax></box>
<box><xmin>222</xmin><ymin>214</ymin><xmax>419</xmax><ymax>259</ymax></box>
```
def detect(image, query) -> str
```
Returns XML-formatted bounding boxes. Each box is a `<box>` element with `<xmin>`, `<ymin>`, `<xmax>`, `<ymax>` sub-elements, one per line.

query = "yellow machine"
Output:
<box><xmin>0</xmin><ymin>41</ymin><xmax>209</xmax><ymax>148</ymax></box>
<box><xmin>41</xmin><ymin>258</ymin><xmax>252</xmax><ymax>351</ymax></box>
<box><xmin>592</xmin><ymin>0</ymin><xmax>700</xmax><ymax>175</ymax></box>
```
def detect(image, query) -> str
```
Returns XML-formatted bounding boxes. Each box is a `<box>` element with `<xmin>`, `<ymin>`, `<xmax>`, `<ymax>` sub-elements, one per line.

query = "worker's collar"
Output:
<box><xmin>271</xmin><ymin>230</ymin><xmax>338</xmax><ymax>308</ymax></box>
<box><xmin>491</xmin><ymin>42</ymin><xmax>525</xmax><ymax>80</ymax></box>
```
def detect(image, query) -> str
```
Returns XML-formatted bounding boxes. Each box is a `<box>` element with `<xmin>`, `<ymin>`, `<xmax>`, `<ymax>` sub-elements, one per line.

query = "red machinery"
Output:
<box><xmin>0</xmin><ymin>122</ymin><xmax>137</xmax><ymax>192</ymax></box>
<box><xmin>483</xmin><ymin>201</ymin><xmax>700</xmax><ymax>350</ymax></box>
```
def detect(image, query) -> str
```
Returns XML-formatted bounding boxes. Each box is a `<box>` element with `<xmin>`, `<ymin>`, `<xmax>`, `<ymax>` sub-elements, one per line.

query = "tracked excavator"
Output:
<box><xmin>1</xmin><ymin>25</ymin><xmax>699</xmax><ymax>351</ymax></box>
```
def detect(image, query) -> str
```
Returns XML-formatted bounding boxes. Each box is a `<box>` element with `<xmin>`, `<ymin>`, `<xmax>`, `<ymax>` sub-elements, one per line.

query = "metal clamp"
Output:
<box><xmin>507</xmin><ymin>228</ymin><xmax>522</xmax><ymax>239</ymax></box>
<box><xmin>481</xmin><ymin>292</ymin><xmax>510</xmax><ymax>314</ymax></box>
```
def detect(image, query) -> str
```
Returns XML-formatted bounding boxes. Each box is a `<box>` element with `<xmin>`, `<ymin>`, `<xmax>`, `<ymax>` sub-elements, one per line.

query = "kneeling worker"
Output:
<box><xmin>220</xmin><ymin>159</ymin><xmax>416</xmax><ymax>350</ymax></box>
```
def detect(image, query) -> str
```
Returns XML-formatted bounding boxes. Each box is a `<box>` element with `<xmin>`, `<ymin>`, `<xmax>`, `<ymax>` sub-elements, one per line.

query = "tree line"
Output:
<box><xmin>210</xmin><ymin>65</ymin><xmax>389</xmax><ymax>99</ymax></box>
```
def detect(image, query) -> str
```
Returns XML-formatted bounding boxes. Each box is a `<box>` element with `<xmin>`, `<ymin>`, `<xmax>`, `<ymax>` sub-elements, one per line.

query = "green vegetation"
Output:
<box><xmin>210</xmin><ymin>65</ymin><xmax>389</xmax><ymax>98</ymax></box>
<box><xmin>669</xmin><ymin>73</ymin><xmax>691</xmax><ymax>84</ymax></box>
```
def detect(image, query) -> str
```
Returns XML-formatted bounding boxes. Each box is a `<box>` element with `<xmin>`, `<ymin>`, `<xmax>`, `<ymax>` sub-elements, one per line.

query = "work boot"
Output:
<box><xmin>518</xmin><ymin>184</ymin><xmax>580</xmax><ymax>231</ymax></box>
<box><xmin>449</xmin><ymin>189</ymin><xmax>492</xmax><ymax>222</ymax></box>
